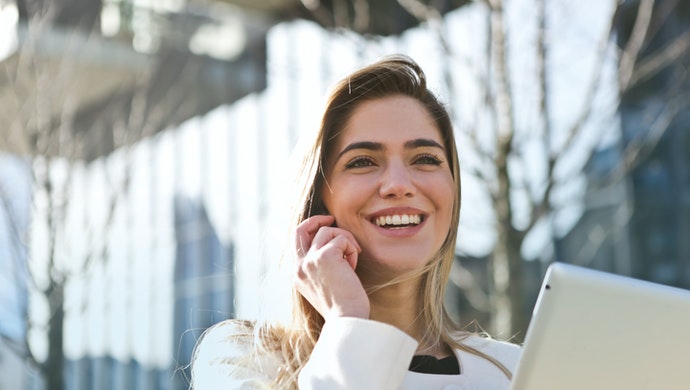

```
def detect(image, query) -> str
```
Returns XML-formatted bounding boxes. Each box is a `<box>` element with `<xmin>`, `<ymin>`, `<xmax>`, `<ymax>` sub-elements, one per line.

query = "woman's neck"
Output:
<box><xmin>366</xmin><ymin>276</ymin><xmax>425</xmax><ymax>339</ymax></box>
<box><xmin>364</xmin><ymin>274</ymin><xmax>451</xmax><ymax>359</ymax></box>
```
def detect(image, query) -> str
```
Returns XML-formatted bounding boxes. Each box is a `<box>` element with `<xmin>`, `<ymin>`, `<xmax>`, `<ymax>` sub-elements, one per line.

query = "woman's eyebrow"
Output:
<box><xmin>336</xmin><ymin>141</ymin><xmax>382</xmax><ymax>160</ymax></box>
<box><xmin>405</xmin><ymin>138</ymin><xmax>445</xmax><ymax>150</ymax></box>
<box><xmin>335</xmin><ymin>138</ymin><xmax>445</xmax><ymax>160</ymax></box>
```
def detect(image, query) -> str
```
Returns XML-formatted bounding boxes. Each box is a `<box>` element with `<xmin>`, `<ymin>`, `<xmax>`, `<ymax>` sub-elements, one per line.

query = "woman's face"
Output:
<box><xmin>321</xmin><ymin>95</ymin><xmax>455</xmax><ymax>276</ymax></box>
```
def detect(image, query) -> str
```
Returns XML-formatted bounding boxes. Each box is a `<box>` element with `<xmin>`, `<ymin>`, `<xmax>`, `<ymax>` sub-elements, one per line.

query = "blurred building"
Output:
<box><xmin>1</xmin><ymin>0</ymin><xmax>268</xmax><ymax>388</ymax></box>
<box><xmin>557</xmin><ymin>0</ymin><xmax>690</xmax><ymax>288</ymax></box>
<box><xmin>0</xmin><ymin>155</ymin><xmax>33</xmax><ymax>390</ymax></box>
<box><xmin>66</xmin><ymin>356</ymin><xmax>168</xmax><ymax>390</ymax></box>
<box><xmin>172</xmin><ymin>196</ymin><xmax>234</xmax><ymax>390</ymax></box>
<box><xmin>60</xmin><ymin>196</ymin><xmax>233</xmax><ymax>390</ymax></box>
<box><xmin>2</xmin><ymin>0</ymin><xmax>269</xmax><ymax>160</ymax></box>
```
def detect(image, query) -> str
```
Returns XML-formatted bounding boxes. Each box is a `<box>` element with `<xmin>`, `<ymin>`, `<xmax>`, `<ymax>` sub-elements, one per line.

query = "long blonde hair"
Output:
<box><xmin>195</xmin><ymin>55</ymin><xmax>510</xmax><ymax>389</ymax></box>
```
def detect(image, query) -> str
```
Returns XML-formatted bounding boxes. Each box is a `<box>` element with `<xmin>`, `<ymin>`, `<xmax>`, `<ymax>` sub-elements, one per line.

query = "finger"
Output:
<box><xmin>311</xmin><ymin>229</ymin><xmax>361</xmax><ymax>270</ymax></box>
<box><xmin>311</xmin><ymin>226</ymin><xmax>361</xmax><ymax>253</ymax></box>
<box><xmin>342</xmin><ymin>242</ymin><xmax>359</xmax><ymax>270</ymax></box>
<box><xmin>295</xmin><ymin>215</ymin><xmax>336</xmax><ymax>256</ymax></box>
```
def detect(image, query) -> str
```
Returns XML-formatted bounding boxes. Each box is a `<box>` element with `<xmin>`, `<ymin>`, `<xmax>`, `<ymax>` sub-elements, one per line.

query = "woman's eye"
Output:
<box><xmin>345</xmin><ymin>156</ymin><xmax>375</xmax><ymax>169</ymax></box>
<box><xmin>414</xmin><ymin>154</ymin><xmax>444</xmax><ymax>165</ymax></box>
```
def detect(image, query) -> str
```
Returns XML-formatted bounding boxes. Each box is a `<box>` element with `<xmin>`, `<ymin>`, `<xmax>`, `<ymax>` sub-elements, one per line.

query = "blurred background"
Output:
<box><xmin>0</xmin><ymin>0</ymin><xmax>688</xmax><ymax>388</ymax></box>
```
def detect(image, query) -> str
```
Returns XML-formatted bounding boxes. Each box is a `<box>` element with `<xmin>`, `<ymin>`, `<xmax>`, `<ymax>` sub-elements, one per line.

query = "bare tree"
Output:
<box><xmin>0</xmin><ymin>2</ymin><xmax>205</xmax><ymax>387</ymax></box>
<box><xmin>1</xmin><ymin>23</ymin><xmax>135</xmax><ymax>390</ymax></box>
<box><xmin>466</xmin><ymin>0</ymin><xmax>689</xmax><ymax>338</ymax></box>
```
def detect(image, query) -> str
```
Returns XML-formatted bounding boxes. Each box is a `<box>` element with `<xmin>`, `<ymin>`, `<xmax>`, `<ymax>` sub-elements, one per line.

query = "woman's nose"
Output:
<box><xmin>379</xmin><ymin>162</ymin><xmax>416</xmax><ymax>198</ymax></box>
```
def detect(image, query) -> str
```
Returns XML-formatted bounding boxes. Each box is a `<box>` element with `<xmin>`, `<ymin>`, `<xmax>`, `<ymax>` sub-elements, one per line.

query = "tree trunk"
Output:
<box><xmin>487</xmin><ymin>0</ymin><xmax>528</xmax><ymax>341</ymax></box>
<box><xmin>45</xmin><ymin>281</ymin><xmax>65</xmax><ymax>390</ymax></box>
<box><xmin>492</xmin><ymin>165</ymin><xmax>527</xmax><ymax>340</ymax></box>
<box><xmin>507</xmin><ymin>229</ymin><xmax>527</xmax><ymax>340</ymax></box>
<box><xmin>488</xmin><ymin>0</ymin><xmax>510</xmax><ymax>336</ymax></box>
<box><xmin>490</xmin><ymin>210</ymin><xmax>513</xmax><ymax>337</ymax></box>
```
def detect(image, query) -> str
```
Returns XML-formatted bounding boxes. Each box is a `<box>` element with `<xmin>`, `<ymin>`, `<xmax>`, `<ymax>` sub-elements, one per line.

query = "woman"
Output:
<box><xmin>192</xmin><ymin>55</ymin><xmax>520</xmax><ymax>389</ymax></box>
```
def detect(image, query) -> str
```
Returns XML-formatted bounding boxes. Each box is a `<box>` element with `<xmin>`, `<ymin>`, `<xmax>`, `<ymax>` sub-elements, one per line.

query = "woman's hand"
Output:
<box><xmin>294</xmin><ymin>215</ymin><xmax>370</xmax><ymax>321</ymax></box>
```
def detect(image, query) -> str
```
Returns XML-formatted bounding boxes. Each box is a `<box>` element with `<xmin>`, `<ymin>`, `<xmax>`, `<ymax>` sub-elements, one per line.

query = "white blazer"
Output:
<box><xmin>192</xmin><ymin>317</ymin><xmax>521</xmax><ymax>390</ymax></box>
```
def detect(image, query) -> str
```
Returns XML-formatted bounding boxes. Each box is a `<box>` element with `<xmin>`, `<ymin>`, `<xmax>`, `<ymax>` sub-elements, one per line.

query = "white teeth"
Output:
<box><xmin>375</xmin><ymin>214</ymin><xmax>422</xmax><ymax>227</ymax></box>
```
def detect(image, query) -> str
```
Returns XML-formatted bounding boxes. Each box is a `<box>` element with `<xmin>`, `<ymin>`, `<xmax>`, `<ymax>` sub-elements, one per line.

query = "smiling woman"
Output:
<box><xmin>191</xmin><ymin>55</ymin><xmax>521</xmax><ymax>389</ymax></box>
<box><xmin>321</xmin><ymin>95</ymin><xmax>455</xmax><ymax>280</ymax></box>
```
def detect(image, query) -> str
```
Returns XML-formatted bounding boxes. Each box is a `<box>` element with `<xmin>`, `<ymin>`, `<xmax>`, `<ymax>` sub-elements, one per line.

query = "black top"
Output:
<box><xmin>408</xmin><ymin>354</ymin><xmax>461</xmax><ymax>375</ymax></box>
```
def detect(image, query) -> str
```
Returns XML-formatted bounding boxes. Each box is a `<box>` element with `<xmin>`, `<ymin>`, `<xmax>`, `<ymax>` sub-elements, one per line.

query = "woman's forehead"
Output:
<box><xmin>332</xmin><ymin>96</ymin><xmax>443</xmax><ymax>148</ymax></box>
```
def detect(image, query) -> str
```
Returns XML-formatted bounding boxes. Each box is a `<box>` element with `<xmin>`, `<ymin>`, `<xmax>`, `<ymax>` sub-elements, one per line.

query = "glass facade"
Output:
<box><xmin>172</xmin><ymin>196</ymin><xmax>234</xmax><ymax>390</ymax></box>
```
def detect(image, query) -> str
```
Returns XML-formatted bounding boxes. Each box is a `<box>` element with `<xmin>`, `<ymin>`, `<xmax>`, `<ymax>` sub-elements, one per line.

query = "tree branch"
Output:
<box><xmin>629</xmin><ymin>29</ymin><xmax>690</xmax><ymax>88</ymax></box>
<box><xmin>525</xmin><ymin>5</ymin><xmax>621</xmax><ymax>233</ymax></box>
<box><xmin>618</xmin><ymin>0</ymin><xmax>655</xmax><ymax>91</ymax></box>
<box><xmin>623</xmin><ymin>89</ymin><xmax>687</xmax><ymax>171</ymax></box>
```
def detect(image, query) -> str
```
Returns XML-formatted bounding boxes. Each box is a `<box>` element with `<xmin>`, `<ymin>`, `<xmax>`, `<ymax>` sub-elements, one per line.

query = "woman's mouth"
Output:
<box><xmin>373</xmin><ymin>214</ymin><xmax>423</xmax><ymax>229</ymax></box>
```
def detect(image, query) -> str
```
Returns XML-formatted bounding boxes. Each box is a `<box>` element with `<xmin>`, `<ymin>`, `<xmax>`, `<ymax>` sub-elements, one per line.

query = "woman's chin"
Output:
<box><xmin>357</xmin><ymin>251</ymin><xmax>432</xmax><ymax>276</ymax></box>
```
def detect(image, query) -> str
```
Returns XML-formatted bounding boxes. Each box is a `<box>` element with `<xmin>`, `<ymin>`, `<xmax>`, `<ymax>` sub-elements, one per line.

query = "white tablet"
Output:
<box><xmin>511</xmin><ymin>262</ymin><xmax>690</xmax><ymax>390</ymax></box>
